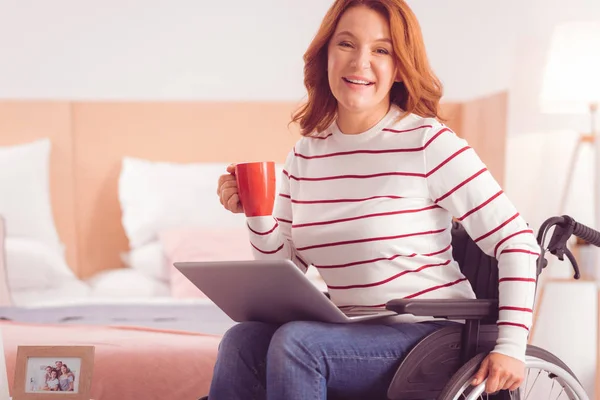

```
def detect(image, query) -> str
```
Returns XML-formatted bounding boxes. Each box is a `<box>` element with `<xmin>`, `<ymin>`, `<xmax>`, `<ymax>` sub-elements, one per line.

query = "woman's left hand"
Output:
<box><xmin>471</xmin><ymin>353</ymin><xmax>525</xmax><ymax>393</ymax></box>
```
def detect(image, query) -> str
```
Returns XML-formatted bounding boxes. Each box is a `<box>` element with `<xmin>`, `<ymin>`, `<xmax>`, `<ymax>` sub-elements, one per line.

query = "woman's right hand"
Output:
<box><xmin>217</xmin><ymin>164</ymin><xmax>244</xmax><ymax>214</ymax></box>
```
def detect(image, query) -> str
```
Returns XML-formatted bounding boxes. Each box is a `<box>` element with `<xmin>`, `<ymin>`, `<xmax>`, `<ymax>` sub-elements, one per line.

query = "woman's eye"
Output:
<box><xmin>376</xmin><ymin>48</ymin><xmax>390</xmax><ymax>55</ymax></box>
<box><xmin>339</xmin><ymin>41</ymin><xmax>353</xmax><ymax>48</ymax></box>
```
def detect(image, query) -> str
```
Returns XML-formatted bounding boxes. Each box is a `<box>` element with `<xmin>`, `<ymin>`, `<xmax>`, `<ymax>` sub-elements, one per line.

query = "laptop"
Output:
<box><xmin>174</xmin><ymin>259</ymin><xmax>397</xmax><ymax>324</ymax></box>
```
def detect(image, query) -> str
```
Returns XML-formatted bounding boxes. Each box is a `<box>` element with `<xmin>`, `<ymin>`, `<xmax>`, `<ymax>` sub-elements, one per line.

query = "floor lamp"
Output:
<box><xmin>539</xmin><ymin>21</ymin><xmax>600</xmax><ymax>230</ymax></box>
<box><xmin>538</xmin><ymin>21</ymin><xmax>600</xmax><ymax>398</ymax></box>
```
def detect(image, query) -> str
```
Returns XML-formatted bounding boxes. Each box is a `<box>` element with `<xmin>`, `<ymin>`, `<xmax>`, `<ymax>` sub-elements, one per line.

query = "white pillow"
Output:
<box><xmin>87</xmin><ymin>268</ymin><xmax>170</xmax><ymax>298</ymax></box>
<box><xmin>5</xmin><ymin>237</ymin><xmax>76</xmax><ymax>291</ymax></box>
<box><xmin>0</xmin><ymin>139</ymin><xmax>63</xmax><ymax>255</ymax></box>
<box><xmin>119</xmin><ymin>157</ymin><xmax>284</xmax><ymax>249</ymax></box>
<box><xmin>120</xmin><ymin>241</ymin><xmax>169</xmax><ymax>282</ymax></box>
<box><xmin>10</xmin><ymin>280</ymin><xmax>91</xmax><ymax>307</ymax></box>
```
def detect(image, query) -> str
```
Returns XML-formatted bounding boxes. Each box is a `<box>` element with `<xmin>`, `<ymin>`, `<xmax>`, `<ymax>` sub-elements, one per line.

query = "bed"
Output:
<box><xmin>0</xmin><ymin>93</ymin><xmax>509</xmax><ymax>399</ymax></box>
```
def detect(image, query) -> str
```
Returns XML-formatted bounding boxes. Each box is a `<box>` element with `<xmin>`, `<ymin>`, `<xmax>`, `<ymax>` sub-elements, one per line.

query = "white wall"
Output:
<box><xmin>0</xmin><ymin>0</ymin><xmax>328</xmax><ymax>101</ymax></box>
<box><xmin>0</xmin><ymin>0</ymin><xmax>523</xmax><ymax>102</ymax></box>
<box><xmin>409</xmin><ymin>0</ymin><xmax>524</xmax><ymax>102</ymax></box>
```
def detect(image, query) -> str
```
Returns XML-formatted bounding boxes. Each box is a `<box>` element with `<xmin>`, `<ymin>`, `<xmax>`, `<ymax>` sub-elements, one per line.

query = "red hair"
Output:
<box><xmin>291</xmin><ymin>0</ymin><xmax>444</xmax><ymax>136</ymax></box>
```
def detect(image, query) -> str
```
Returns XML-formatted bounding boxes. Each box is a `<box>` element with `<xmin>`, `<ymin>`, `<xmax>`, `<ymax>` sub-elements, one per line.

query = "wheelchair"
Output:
<box><xmin>200</xmin><ymin>214</ymin><xmax>595</xmax><ymax>399</ymax></box>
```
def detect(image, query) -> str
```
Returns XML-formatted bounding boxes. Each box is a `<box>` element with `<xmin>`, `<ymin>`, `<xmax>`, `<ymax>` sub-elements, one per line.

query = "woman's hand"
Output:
<box><xmin>472</xmin><ymin>353</ymin><xmax>525</xmax><ymax>393</ymax></box>
<box><xmin>217</xmin><ymin>164</ymin><xmax>244</xmax><ymax>214</ymax></box>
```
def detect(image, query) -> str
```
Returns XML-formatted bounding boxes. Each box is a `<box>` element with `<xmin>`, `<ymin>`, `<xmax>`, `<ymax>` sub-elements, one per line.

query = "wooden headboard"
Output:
<box><xmin>0</xmin><ymin>92</ymin><xmax>507</xmax><ymax>279</ymax></box>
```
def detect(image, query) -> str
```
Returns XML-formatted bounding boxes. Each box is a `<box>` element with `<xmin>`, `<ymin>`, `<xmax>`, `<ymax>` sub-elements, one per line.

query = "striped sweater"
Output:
<box><xmin>246</xmin><ymin>104</ymin><xmax>539</xmax><ymax>362</ymax></box>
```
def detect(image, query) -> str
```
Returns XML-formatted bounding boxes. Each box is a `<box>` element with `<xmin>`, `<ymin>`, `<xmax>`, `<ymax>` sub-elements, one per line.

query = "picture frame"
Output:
<box><xmin>12</xmin><ymin>346</ymin><xmax>95</xmax><ymax>400</ymax></box>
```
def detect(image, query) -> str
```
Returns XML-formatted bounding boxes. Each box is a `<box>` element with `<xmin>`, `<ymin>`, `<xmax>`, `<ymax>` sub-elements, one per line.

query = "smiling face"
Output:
<box><xmin>327</xmin><ymin>5</ymin><xmax>398</xmax><ymax>119</ymax></box>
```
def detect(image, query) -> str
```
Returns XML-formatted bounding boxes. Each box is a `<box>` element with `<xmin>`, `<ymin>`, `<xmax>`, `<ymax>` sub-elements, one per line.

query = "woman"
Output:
<box><xmin>43</xmin><ymin>369</ymin><xmax>59</xmax><ymax>391</ymax></box>
<box><xmin>58</xmin><ymin>365</ymin><xmax>75</xmax><ymax>391</ymax></box>
<box><xmin>213</xmin><ymin>0</ymin><xmax>537</xmax><ymax>398</ymax></box>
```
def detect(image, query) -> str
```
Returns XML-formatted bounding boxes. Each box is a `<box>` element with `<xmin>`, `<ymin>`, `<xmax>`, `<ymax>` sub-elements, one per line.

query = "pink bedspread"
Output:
<box><xmin>0</xmin><ymin>321</ymin><xmax>222</xmax><ymax>400</ymax></box>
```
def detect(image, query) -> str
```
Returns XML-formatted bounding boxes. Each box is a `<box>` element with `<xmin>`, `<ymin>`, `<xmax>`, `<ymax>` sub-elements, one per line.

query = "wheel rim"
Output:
<box><xmin>448</xmin><ymin>356</ymin><xmax>588</xmax><ymax>400</ymax></box>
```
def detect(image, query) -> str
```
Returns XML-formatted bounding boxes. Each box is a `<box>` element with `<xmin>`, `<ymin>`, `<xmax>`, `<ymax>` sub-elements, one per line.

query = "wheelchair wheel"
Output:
<box><xmin>437</xmin><ymin>345</ymin><xmax>589</xmax><ymax>400</ymax></box>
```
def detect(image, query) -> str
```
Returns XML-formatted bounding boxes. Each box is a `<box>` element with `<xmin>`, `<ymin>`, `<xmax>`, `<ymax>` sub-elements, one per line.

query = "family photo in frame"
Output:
<box><xmin>12</xmin><ymin>346</ymin><xmax>94</xmax><ymax>400</ymax></box>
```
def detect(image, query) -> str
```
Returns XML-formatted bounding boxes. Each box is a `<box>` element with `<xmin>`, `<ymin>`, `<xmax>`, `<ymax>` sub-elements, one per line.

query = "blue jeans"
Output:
<box><xmin>208</xmin><ymin>319</ymin><xmax>452</xmax><ymax>400</ymax></box>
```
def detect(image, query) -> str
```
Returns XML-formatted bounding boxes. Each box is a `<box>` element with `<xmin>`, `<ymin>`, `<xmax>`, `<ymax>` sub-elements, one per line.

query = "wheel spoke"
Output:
<box><xmin>524</xmin><ymin>370</ymin><xmax>542</xmax><ymax>400</ymax></box>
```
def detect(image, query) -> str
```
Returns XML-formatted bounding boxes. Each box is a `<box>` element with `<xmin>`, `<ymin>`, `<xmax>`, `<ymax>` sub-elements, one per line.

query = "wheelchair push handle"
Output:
<box><xmin>572</xmin><ymin>220</ymin><xmax>600</xmax><ymax>247</ymax></box>
<box><xmin>537</xmin><ymin>214</ymin><xmax>600</xmax><ymax>280</ymax></box>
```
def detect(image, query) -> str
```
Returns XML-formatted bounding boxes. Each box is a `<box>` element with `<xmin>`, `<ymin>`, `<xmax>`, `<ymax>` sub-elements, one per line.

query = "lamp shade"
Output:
<box><xmin>540</xmin><ymin>21</ymin><xmax>600</xmax><ymax>114</ymax></box>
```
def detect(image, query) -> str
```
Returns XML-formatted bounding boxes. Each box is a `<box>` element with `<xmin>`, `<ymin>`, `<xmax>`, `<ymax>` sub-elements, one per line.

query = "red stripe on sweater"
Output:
<box><xmin>493</xmin><ymin>229</ymin><xmax>535</xmax><ymax>258</ymax></box>
<box><xmin>423</xmin><ymin>128</ymin><xmax>450</xmax><ymax>149</ymax></box>
<box><xmin>294</xmin><ymin>126</ymin><xmax>443</xmax><ymax>159</ymax></box>
<box><xmin>297</xmin><ymin>228</ymin><xmax>446</xmax><ymax>251</ymax></box>
<box><xmin>294</xmin><ymin>147</ymin><xmax>428</xmax><ymax>159</ymax></box>
<box><xmin>500</xmin><ymin>249</ymin><xmax>540</xmax><ymax>256</ymax></box>
<box><xmin>287</xmin><ymin>171</ymin><xmax>426</xmax><ymax>181</ymax></box>
<box><xmin>315</xmin><ymin>253</ymin><xmax>417</xmax><ymax>269</ymax></box>
<box><xmin>327</xmin><ymin>260</ymin><xmax>451</xmax><ymax>289</ymax></box>
<box><xmin>382</xmin><ymin>125</ymin><xmax>433</xmax><ymax>133</ymax></box>
<box><xmin>250</xmin><ymin>242</ymin><xmax>284</xmax><ymax>255</ymax></box>
<box><xmin>247</xmin><ymin>221</ymin><xmax>278</xmax><ymax>236</ymax></box>
<box><xmin>497</xmin><ymin>322</ymin><xmax>530</xmax><ymax>331</ymax></box>
<box><xmin>287</xmin><ymin>195</ymin><xmax>403</xmax><ymax>205</ymax></box>
<box><xmin>499</xmin><ymin>306</ymin><xmax>533</xmax><ymax>313</ymax></box>
<box><xmin>403</xmin><ymin>277</ymin><xmax>468</xmax><ymax>299</ymax></box>
<box><xmin>276</xmin><ymin>218</ymin><xmax>292</xmax><ymax>224</ymax></box>
<box><xmin>292</xmin><ymin>205</ymin><xmax>440</xmax><ymax>228</ymax></box>
<box><xmin>434</xmin><ymin>168</ymin><xmax>487</xmax><ymax>203</ymax></box>
<box><xmin>458</xmin><ymin>191</ymin><xmax>504</xmax><ymax>221</ymax></box>
<box><xmin>474</xmin><ymin>212</ymin><xmax>520</xmax><ymax>243</ymax></box>
<box><xmin>499</xmin><ymin>277</ymin><xmax>537</xmax><ymax>283</ymax></box>
<box><xmin>313</xmin><ymin>243</ymin><xmax>451</xmax><ymax>269</ymax></box>
<box><xmin>424</xmin><ymin>244</ymin><xmax>453</xmax><ymax>256</ymax></box>
<box><xmin>426</xmin><ymin>146</ymin><xmax>471</xmax><ymax>177</ymax></box>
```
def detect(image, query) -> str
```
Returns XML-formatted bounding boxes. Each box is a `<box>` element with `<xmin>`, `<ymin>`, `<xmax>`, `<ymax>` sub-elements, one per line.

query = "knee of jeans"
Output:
<box><xmin>219</xmin><ymin>321</ymin><xmax>269</xmax><ymax>352</ymax></box>
<box><xmin>268</xmin><ymin>321</ymin><xmax>319</xmax><ymax>359</ymax></box>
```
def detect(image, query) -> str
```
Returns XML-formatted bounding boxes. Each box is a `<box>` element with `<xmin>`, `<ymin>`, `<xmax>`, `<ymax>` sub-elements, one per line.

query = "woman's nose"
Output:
<box><xmin>350</xmin><ymin>50</ymin><xmax>371</xmax><ymax>69</ymax></box>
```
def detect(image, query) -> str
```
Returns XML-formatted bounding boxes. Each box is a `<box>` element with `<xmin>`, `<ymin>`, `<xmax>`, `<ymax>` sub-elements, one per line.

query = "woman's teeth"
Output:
<box><xmin>343</xmin><ymin>77</ymin><xmax>373</xmax><ymax>85</ymax></box>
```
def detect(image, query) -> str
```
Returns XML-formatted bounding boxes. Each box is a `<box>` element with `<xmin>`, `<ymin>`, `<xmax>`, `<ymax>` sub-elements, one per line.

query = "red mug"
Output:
<box><xmin>234</xmin><ymin>161</ymin><xmax>276</xmax><ymax>217</ymax></box>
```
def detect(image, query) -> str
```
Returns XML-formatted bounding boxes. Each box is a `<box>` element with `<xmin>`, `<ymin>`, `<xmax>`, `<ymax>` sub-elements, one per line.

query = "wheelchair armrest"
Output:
<box><xmin>385</xmin><ymin>299</ymin><xmax>499</xmax><ymax>320</ymax></box>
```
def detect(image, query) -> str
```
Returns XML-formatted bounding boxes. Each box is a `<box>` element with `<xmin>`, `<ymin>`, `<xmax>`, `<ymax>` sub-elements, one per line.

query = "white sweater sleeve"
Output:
<box><xmin>245</xmin><ymin>149</ymin><xmax>308</xmax><ymax>273</ymax></box>
<box><xmin>423</xmin><ymin>125</ymin><xmax>539</xmax><ymax>362</ymax></box>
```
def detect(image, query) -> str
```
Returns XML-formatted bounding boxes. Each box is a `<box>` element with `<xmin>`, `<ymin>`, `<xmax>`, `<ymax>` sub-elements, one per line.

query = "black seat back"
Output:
<box><xmin>450</xmin><ymin>221</ymin><xmax>499</xmax><ymax>301</ymax></box>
